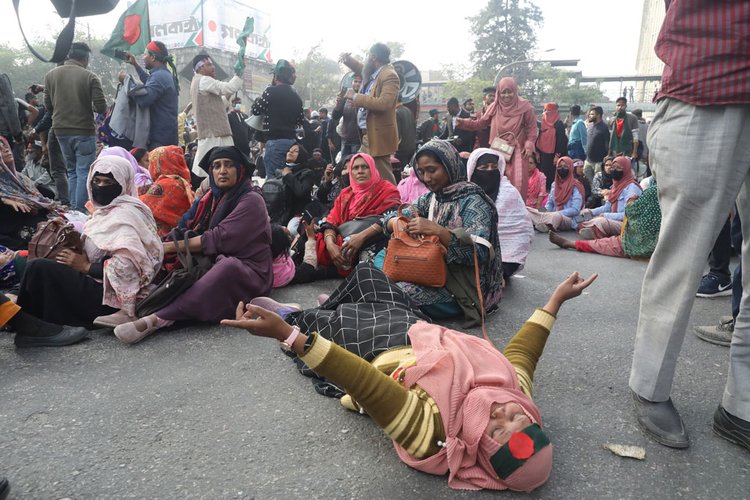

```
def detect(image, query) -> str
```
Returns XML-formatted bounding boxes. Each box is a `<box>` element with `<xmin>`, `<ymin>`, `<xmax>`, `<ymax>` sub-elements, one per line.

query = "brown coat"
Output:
<box><xmin>347</xmin><ymin>58</ymin><xmax>400</xmax><ymax>157</ymax></box>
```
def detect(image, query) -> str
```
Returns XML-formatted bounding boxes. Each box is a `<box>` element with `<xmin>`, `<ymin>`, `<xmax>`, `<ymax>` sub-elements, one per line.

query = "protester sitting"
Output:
<box><xmin>467</xmin><ymin>149</ymin><xmax>533</xmax><ymax>279</ymax></box>
<box><xmin>270</xmin><ymin>221</ymin><xmax>326</xmax><ymax>287</ymax></box>
<box><xmin>223</xmin><ymin>265</ymin><xmax>597</xmax><ymax>492</ymax></box>
<box><xmin>550</xmin><ymin>183</ymin><xmax>660</xmax><ymax>259</ymax></box>
<box><xmin>316</xmin><ymin>159</ymin><xmax>348</xmax><ymax>212</ymax></box>
<box><xmin>397</xmin><ymin>164</ymin><xmax>429</xmax><ymax>204</ymax></box>
<box><xmin>21</xmin><ymin>140</ymin><xmax>56</xmax><ymax>199</ymax></box>
<box><xmin>383</xmin><ymin>140</ymin><xmax>503</xmax><ymax>324</ymax></box>
<box><xmin>1</xmin><ymin>136</ymin><xmax>56</xmax><ymax>250</ymax></box>
<box><xmin>588</xmin><ymin>156</ymin><xmax>615</xmax><ymax>208</ymax></box>
<box><xmin>316</xmin><ymin>153</ymin><xmax>400</xmax><ymax>277</ymax></box>
<box><xmin>139</xmin><ymin>145</ymin><xmax>194</xmax><ymax>237</ymax></box>
<box><xmin>527</xmin><ymin>156</ymin><xmax>584</xmax><ymax>233</ymax></box>
<box><xmin>16</xmin><ymin>156</ymin><xmax>163</xmax><ymax>327</ymax></box>
<box><xmin>525</xmin><ymin>153</ymin><xmax>546</xmax><ymax>209</ymax></box>
<box><xmin>277</xmin><ymin>142</ymin><xmax>315</xmax><ymax>227</ymax></box>
<box><xmin>456</xmin><ymin>77</ymin><xmax>538</xmax><ymax>199</ymax></box>
<box><xmin>113</xmin><ymin>146</ymin><xmax>272</xmax><ymax>344</ymax></box>
<box><xmin>99</xmin><ymin>146</ymin><xmax>152</xmax><ymax>194</ymax></box>
<box><xmin>1</xmin><ymin>292</ymin><xmax>89</xmax><ymax>347</ymax></box>
<box><xmin>576</xmin><ymin>156</ymin><xmax>642</xmax><ymax>240</ymax></box>
<box><xmin>573</xmin><ymin>159</ymin><xmax>592</xmax><ymax>204</ymax></box>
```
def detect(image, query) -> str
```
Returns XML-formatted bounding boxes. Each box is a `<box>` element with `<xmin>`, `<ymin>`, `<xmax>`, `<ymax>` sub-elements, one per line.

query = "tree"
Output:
<box><xmin>384</xmin><ymin>41</ymin><xmax>405</xmax><ymax>60</ymax></box>
<box><xmin>468</xmin><ymin>0</ymin><xmax>543</xmax><ymax>80</ymax></box>
<box><xmin>444</xmin><ymin>77</ymin><xmax>494</xmax><ymax>108</ymax></box>
<box><xmin>520</xmin><ymin>64</ymin><xmax>609</xmax><ymax>107</ymax></box>
<box><xmin>292</xmin><ymin>45</ymin><xmax>342</xmax><ymax>111</ymax></box>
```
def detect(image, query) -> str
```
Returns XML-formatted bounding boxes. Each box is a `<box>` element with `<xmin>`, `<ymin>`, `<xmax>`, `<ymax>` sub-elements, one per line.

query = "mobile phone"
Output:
<box><xmin>114</xmin><ymin>49</ymin><xmax>129</xmax><ymax>61</ymax></box>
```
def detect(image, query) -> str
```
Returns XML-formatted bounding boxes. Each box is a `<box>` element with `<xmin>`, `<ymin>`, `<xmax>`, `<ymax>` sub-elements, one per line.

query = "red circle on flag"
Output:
<box><xmin>508</xmin><ymin>432</ymin><xmax>534</xmax><ymax>460</ymax></box>
<box><xmin>208</xmin><ymin>20</ymin><xmax>217</xmax><ymax>32</ymax></box>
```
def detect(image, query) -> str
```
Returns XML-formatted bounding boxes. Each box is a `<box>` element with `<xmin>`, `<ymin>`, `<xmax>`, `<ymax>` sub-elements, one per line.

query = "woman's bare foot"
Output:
<box><xmin>549</xmin><ymin>231</ymin><xmax>576</xmax><ymax>250</ymax></box>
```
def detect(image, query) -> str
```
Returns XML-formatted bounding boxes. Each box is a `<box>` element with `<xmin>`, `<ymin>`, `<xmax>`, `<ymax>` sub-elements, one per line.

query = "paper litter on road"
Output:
<box><xmin>602</xmin><ymin>443</ymin><xmax>646</xmax><ymax>460</ymax></box>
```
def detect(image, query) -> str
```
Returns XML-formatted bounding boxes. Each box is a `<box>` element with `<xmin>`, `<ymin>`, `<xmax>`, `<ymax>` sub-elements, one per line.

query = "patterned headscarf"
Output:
<box><xmin>414</xmin><ymin>139</ymin><xmax>477</xmax><ymax>203</ymax></box>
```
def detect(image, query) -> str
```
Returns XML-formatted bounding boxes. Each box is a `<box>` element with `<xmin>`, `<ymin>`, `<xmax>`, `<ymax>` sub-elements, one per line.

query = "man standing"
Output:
<box><xmin>608</xmin><ymin>97</ymin><xmax>639</xmax><ymax>157</ymax></box>
<box><xmin>417</xmin><ymin>109</ymin><xmax>441</xmax><ymax>145</ymax></box>
<box><xmin>567</xmin><ymin>105</ymin><xmax>587</xmax><ymax>160</ymax></box>
<box><xmin>121</xmin><ymin>40</ymin><xmax>179</xmax><ymax>150</ymax></box>
<box><xmin>44</xmin><ymin>42</ymin><xmax>106</xmax><ymax>211</ymax></box>
<box><xmin>318</xmin><ymin>107</ymin><xmax>332</xmax><ymax>163</ymax></box>
<box><xmin>341</xmin><ymin>43</ymin><xmax>400</xmax><ymax>185</ymax></box>
<box><xmin>440</xmin><ymin>97</ymin><xmax>475</xmax><ymax>156</ymax></box>
<box><xmin>190</xmin><ymin>54</ymin><xmax>244</xmax><ymax>175</ymax></box>
<box><xmin>332</xmin><ymin>73</ymin><xmax>363</xmax><ymax>158</ymax></box>
<box><xmin>629</xmin><ymin>0</ymin><xmax>750</xmax><ymax>451</ymax></box>
<box><xmin>462</xmin><ymin>98</ymin><xmax>476</xmax><ymax>118</ymax></box>
<box><xmin>251</xmin><ymin>60</ymin><xmax>304</xmax><ymax>179</ymax></box>
<box><xmin>228</xmin><ymin>97</ymin><xmax>252</xmax><ymax>158</ymax></box>
<box><xmin>583</xmin><ymin>106</ymin><xmax>610</xmax><ymax>183</ymax></box>
<box><xmin>474</xmin><ymin>87</ymin><xmax>495</xmax><ymax>148</ymax></box>
<box><xmin>395</xmin><ymin>102</ymin><xmax>416</xmax><ymax>173</ymax></box>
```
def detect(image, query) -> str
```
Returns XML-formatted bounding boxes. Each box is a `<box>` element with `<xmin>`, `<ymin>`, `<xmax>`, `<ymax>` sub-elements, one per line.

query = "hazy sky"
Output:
<box><xmin>4</xmin><ymin>1</ymin><xmax>650</xmax><ymax>96</ymax></box>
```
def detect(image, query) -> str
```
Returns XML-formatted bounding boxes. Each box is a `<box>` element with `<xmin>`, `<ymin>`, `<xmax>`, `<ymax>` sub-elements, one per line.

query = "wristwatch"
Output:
<box><xmin>280</xmin><ymin>326</ymin><xmax>301</xmax><ymax>351</ymax></box>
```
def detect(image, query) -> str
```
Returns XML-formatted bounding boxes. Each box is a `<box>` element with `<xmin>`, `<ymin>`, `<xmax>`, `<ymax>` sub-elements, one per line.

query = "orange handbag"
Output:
<box><xmin>383</xmin><ymin>205</ymin><xmax>447</xmax><ymax>288</ymax></box>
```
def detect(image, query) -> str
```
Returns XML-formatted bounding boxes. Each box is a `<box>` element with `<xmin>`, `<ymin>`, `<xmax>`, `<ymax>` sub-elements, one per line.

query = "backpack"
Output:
<box><xmin>262</xmin><ymin>177</ymin><xmax>285</xmax><ymax>223</ymax></box>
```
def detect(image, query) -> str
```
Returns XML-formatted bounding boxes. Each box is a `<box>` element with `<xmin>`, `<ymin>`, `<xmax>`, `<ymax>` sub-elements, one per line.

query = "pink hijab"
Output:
<box><xmin>83</xmin><ymin>156</ymin><xmax>163</xmax><ymax>315</ymax></box>
<box><xmin>394</xmin><ymin>322</ymin><xmax>552</xmax><ymax>492</ymax></box>
<box><xmin>536</xmin><ymin>103</ymin><xmax>560</xmax><ymax>154</ymax></box>
<box><xmin>397</xmin><ymin>168</ymin><xmax>430</xmax><ymax>204</ymax></box>
<box><xmin>482</xmin><ymin>77</ymin><xmax>535</xmax><ymax>139</ymax></box>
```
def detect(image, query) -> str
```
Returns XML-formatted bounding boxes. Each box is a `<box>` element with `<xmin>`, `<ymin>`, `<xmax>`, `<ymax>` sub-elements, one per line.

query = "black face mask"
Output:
<box><xmin>472</xmin><ymin>169</ymin><xmax>500</xmax><ymax>201</ymax></box>
<box><xmin>557</xmin><ymin>168</ymin><xmax>570</xmax><ymax>179</ymax></box>
<box><xmin>91</xmin><ymin>182</ymin><xmax>123</xmax><ymax>206</ymax></box>
<box><xmin>341</xmin><ymin>174</ymin><xmax>350</xmax><ymax>188</ymax></box>
<box><xmin>611</xmin><ymin>170</ymin><xmax>624</xmax><ymax>180</ymax></box>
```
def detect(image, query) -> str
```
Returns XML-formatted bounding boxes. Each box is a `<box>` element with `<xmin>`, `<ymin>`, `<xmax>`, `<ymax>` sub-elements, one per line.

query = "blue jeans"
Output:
<box><xmin>264</xmin><ymin>138</ymin><xmax>295</xmax><ymax>179</ymax></box>
<box><xmin>56</xmin><ymin>134</ymin><xmax>96</xmax><ymax>212</ymax></box>
<box><xmin>340</xmin><ymin>140</ymin><xmax>361</xmax><ymax>159</ymax></box>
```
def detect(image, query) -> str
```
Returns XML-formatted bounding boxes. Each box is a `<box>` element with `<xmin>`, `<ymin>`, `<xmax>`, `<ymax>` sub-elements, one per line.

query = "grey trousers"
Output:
<box><xmin>629</xmin><ymin>98</ymin><xmax>750</xmax><ymax>421</ymax></box>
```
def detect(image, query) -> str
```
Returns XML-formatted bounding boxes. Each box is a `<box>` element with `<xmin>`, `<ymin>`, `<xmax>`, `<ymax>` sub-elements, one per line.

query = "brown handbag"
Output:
<box><xmin>27</xmin><ymin>217</ymin><xmax>84</xmax><ymax>261</ymax></box>
<box><xmin>382</xmin><ymin>205</ymin><xmax>447</xmax><ymax>288</ymax></box>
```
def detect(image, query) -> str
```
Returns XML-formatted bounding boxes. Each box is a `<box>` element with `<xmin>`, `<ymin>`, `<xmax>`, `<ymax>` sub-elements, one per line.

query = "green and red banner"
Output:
<box><xmin>101</xmin><ymin>0</ymin><xmax>151</xmax><ymax>59</ymax></box>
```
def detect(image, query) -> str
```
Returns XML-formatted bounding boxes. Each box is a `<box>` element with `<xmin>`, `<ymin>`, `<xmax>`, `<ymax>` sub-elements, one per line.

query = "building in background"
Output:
<box><xmin>635</xmin><ymin>0</ymin><xmax>665</xmax><ymax>102</ymax></box>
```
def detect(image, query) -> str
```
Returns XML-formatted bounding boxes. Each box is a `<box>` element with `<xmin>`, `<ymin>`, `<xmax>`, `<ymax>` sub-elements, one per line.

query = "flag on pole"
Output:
<box><xmin>233</xmin><ymin>17</ymin><xmax>254</xmax><ymax>76</ymax></box>
<box><xmin>101</xmin><ymin>0</ymin><xmax>150</xmax><ymax>60</ymax></box>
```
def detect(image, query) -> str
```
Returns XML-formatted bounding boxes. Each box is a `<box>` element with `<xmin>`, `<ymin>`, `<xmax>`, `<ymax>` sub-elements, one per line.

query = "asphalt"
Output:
<box><xmin>1</xmin><ymin>232</ymin><xmax>748</xmax><ymax>499</ymax></box>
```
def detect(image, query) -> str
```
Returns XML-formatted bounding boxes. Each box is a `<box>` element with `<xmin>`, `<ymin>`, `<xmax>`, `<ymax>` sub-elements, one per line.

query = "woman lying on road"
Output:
<box><xmin>224</xmin><ymin>265</ymin><xmax>597</xmax><ymax>492</ymax></box>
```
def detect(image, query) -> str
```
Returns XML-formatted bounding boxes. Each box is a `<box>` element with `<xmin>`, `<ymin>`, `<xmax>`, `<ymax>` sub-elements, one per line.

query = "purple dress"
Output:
<box><xmin>157</xmin><ymin>191</ymin><xmax>273</xmax><ymax>323</ymax></box>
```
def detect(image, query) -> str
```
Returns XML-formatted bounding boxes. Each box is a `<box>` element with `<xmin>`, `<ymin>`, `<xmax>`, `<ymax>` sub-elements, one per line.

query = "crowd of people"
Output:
<box><xmin>1</xmin><ymin>2</ymin><xmax>748</xmax><ymax>493</ymax></box>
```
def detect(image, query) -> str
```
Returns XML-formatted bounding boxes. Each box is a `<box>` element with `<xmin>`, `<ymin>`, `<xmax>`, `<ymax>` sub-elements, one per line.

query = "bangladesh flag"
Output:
<box><xmin>101</xmin><ymin>0</ymin><xmax>150</xmax><ymax>59</ymax></box>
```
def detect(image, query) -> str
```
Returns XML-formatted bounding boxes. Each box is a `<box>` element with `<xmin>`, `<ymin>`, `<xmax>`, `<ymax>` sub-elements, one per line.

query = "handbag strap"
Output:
<box><xmin>497</xmin><ymin>131</ymin><xmax>516</xmax><ymax>143</ymax></box>
<box><xmin>472</xmin><ymin>241</ymin><xmax>498</xmax><ymax>351</ymax></box>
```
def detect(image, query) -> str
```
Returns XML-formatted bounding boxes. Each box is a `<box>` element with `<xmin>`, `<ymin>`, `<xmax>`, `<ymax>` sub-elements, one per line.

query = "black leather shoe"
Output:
<box><xmin>632</xmin><ymin>390</ymin><xmax>690</xmax><ymax>448</ymax></box>
<box><xmin>14</xmin><ymin>326</ymin><xmax>89</xmax><ymax>348</ymax></box>
<box><xmin>713</xmin><ymin>406</ymin><xmax>750</xmax><ymax>451</ymax></box>
<box><xmin>0</xmin><ymin>477</ymin><xmax>10</xmax><ymax>500</ymax></box>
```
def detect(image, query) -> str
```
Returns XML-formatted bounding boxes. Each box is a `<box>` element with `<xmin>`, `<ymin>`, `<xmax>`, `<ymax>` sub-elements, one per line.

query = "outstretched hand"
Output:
<box><xmin>544</xmin><ymin>272</ymin><xmax>598</xmax><ymax>316</ymax></box>
<box><xmin>221</xmin><ymin>302</ymin><xmax>293</xmax><ymax>341</ymax></box>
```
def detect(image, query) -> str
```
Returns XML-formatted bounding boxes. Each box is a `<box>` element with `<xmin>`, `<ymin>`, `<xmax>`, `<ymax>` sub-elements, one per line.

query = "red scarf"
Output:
<box><xmin>536</xmin><ymin>103</ymin><xmax>559</xmax><ymax>154</ymax></box>
<box><xmin>608</xmin><ymin>156</ymin><xmax>641</xmax><ymax>211</ymax></box>
<box><xmin>553</xmin><ymin>156</ymin><xmax>584</xmax><ymax>210</ymax></box>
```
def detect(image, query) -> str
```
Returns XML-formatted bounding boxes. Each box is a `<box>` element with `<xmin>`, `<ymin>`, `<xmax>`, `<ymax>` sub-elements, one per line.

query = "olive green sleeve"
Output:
<box><xmin>503</xmin><ymin>309</ymin><xmax>556</xmax><ymax>398</ymax></box>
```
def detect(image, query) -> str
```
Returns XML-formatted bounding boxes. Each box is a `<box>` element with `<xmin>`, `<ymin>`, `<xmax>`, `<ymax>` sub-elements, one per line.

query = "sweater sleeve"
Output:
<box><xmin>300</xmin><ymin>334</ymin><xmax>444</xmax><ymax>458</ymax></box>
<box><xmin>503</xmin><ymin>309</ymin><xmax>556</xmax><ymax>397</ymax></box>
<box><xmin>199</xmin><ymin>75</ymin><xmax>244</xmax><ymax>97</ymax></box>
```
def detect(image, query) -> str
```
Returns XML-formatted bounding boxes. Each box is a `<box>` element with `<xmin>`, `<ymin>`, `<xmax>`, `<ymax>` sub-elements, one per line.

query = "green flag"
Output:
<box><xmin>233</xmin><ymin>17</ymin><xmax>254</xmax><ymax>76</ymax></box>
<box><xmin>101</xmin><ymin>0</ymin><xmax>150</xmax><ymax>60</ymax></box>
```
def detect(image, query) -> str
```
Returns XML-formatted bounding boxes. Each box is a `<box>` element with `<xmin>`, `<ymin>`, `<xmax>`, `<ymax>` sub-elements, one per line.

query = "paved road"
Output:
<box><xmin>1</xmin><ymin>233</ymin><xmax>748</xmax><ymax>499</ymax></box>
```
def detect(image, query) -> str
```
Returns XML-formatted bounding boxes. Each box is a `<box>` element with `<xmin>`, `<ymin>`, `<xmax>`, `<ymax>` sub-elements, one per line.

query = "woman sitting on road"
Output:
<box><xmin>317</xmin><ymin>153</ymin><xmax>400</xmax><ymax>277</ymax></box>
<box><xmin>575</xmin><ymin>156</ymin><xmax>642</xmax><ymax>240</ymax></box>
<box><xmin>16</xmin><ymin>156</ymin><xmax>163</xmax><ymax>328</ymax></box>
<box><xmin>113</xmin><ymin>146</ymin><xmax>273</xmax><ymax>344</ymax></box>
<box><xmin>1</xmin><ymin>292</ymin><xmax>89</xmax><ymax>348</ymax></box>
<box><xmin>588</xmin><ymin>156</ymin><xmax>615</xmax><ymax>208</ymax></box>
<box><xmin>467</xmin><ymin>148</ymin><xmax>533</xmax><ymax>280</ymax></box>
<box><xmin>139</xmin><ymin>145</ymin><xmax>195</xmax><ymax>237</ymax></box>
<box><xmin>224</xmin><ymin>265</ymin><xmax>597</xmax><ymax>492</ymax></box>
<box><xmin>527</xmin><ymin>156</ymin><xmax>585</xmax><ymax>233</ymax></box>
<box><xmin>0</xmin><ymin>136</ymin><xmax>56</xmax><ymax>250</ymax></box>
<box><xmin>277</xmin><ymin>142</ymin><xmax>315</xmax><ymax>227</ymax></box>
<box><xmin>98</xmin><ymin>146</ymin><xmax>152</xmax><ymax>194</ymax></box>
<box><xmin>383</xmin><ymin>140</ymin><xmax>502</xmax><ymax>324</ymax></box>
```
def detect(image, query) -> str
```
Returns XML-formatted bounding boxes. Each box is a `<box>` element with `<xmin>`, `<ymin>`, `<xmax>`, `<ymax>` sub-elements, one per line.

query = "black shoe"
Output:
<box><xmin>713</xmin><ymin>406</ymin><xmax>750</xmax><ymax>451</ymax></box>
<box><xmin>0</xmin><ymin>477</ymin><xmax>9</xmax><ymax>500</ymax></box>
<box><xmin>14</xmin><ymin>325</ymin><xmax>89</xmax><ymax>348</ymax></box>
<box><xmin>632</xmin><ymin>390</ymin><xmax>690</xmax><ymax>448</ymax></box>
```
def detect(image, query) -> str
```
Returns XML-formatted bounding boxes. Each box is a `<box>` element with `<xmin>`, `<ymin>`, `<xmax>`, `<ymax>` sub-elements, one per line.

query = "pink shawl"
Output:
<box><xmin>397</xmin><ymin>169</ymin><xmax>430</xmax><ymax>204</ymax></box>
<box><xmin>395</xmin><ymin>322</ymin><xmax>552</xmax><ymax>492</ymax></box>
<box><xmin>83</xmin><ymin>156</ymin><xmax>163</xmax><ymax>315</ymax></box>
<box><xmin>271</xmin><ymin>254</ymin><xmax>295</xmax><ymax>288</ymax></box>
<box><xmin>536</xmin><ymin>103</ymin><xmax>559</xmax><ymax>154</ymax></box>
<box><xmin>526</xmin><ymin>168</ymin><xmax>546</xmax><ymax>208</ymax></box>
